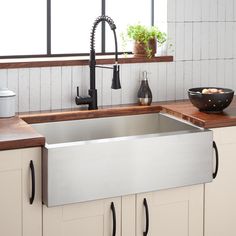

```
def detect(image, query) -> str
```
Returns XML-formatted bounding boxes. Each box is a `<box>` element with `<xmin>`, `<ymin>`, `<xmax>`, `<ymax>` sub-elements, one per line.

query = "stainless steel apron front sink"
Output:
<box><xmin>32</xmin><ymin>113</ymin><xmax>214</xmax><ymax>207</ymax></box>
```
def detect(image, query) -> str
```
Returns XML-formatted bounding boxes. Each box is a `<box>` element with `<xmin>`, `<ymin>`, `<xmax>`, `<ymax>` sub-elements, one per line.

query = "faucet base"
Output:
<box><xmin>75</xmin><ymin>88</ymin><xmax>97</xmax><ymax>110</ymax></box>
<box><xmin>88</xmin><ymin>89</ymin><xmax>98</xmax><ymax>110</ymax></box>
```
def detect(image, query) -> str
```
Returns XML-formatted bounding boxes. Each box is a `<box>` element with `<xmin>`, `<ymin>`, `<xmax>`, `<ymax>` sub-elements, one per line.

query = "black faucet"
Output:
<box><xmin>75</xmin><ymin>15</ymin><xmax>121</xmax><ymax>110</ymax></box>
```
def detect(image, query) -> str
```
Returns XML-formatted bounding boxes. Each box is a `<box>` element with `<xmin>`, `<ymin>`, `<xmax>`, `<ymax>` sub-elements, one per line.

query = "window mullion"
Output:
<box><xmin>47</xmin><ymin>0</ymin><xmax>51</xmax><ymax>55</ymax></box>
<box><xmin>151</xmin><ymin>0</ymin><xmax>154</xmax><ymax>26</ymax></box>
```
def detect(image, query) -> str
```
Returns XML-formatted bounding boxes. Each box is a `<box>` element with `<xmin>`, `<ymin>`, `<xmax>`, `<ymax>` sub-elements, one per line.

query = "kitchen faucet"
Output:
<box><xmin>75</xmin><ymin>15</ymin><xmax>121</xmax><ymax>110</ymax></box>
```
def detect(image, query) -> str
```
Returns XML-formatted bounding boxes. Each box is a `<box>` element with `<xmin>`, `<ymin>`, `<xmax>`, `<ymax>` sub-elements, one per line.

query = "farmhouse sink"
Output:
<box><xmin>32</xmin><ymin>113</ymin><xmax>214</xmax><ymax>207</ymax></box>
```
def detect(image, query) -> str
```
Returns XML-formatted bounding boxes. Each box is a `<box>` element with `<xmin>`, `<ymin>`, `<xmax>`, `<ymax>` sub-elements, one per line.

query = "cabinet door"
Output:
<box><xmin>0</xmin><ymin>148</ymin><xmax>42</xmax><ymax>236</ymax></box>
<box><xmin>205</xmin><ymin>127</ymin><xmax>236</xmax><ymax>236</ymax></box>
<box><xmin>43</xmin><ymin>197</ymin><xmax>121</xmax><ymax>236</ymax></box>
<box><xmin>0</xmin><ymin>150</ymin><xmax>22</xmax><ymax>236</ymax></box>
<box><xmin>136</xmin><ymin>185</ymin><xmax>204</xmax><ymax>236</ymax></box>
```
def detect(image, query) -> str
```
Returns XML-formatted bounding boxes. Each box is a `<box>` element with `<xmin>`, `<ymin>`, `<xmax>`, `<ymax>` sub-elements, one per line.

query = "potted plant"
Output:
<box><xmin>123</xmin><ymin>24</ymin><xmax>167</xmax><ymax>58</ymax></box>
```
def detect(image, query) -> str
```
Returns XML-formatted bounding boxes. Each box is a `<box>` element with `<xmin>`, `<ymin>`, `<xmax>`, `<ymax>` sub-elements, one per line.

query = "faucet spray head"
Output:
<box><xmin>111</xmin><ymin>64</ymin><xmax>121</xmax><ymax>89</ymax></box>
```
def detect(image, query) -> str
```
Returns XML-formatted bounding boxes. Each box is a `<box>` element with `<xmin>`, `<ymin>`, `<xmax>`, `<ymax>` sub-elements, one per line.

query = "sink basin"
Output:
<box><xmin>32</xmin><ymin>113</ymin><xmax>213</xmax><ymax>207</ymax></box>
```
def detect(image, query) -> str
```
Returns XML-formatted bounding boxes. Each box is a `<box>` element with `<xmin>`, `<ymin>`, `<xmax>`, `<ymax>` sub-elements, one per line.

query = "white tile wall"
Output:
<box><xmin>51</xmin><ymin>67</ymin><xmax>62</xmax><ymax>110</ymax></box>
<box><xmin>166</xmin><ymin>62</ymin><xmax>176</xmax><ymax>100</ymax></box>
<box><xmin>192</xmin><ymin>61</ymin><xmax>201</xmax><ymax>88</ymax></box>
<box><xmin>192</xmin><ymin>0</ymin><xmax>201</xmax><ymax>22</ymax></box>
<box><xmin>175</xmin><ymin>61</ymin><xmax>184</xmax><ymax>100</ymax></box>
<box><xmin>0</xmin><ymin>0</ymin><xmax>236</xmax><ymax>113</ymax></box>
<box><xmin>192</xmin><ymin>23</ymin><xmax>201</xmax><ymax>60</ymax></box>
<box><xmin>202</xmin><ymin>0</ymin><xmax>210</xmax><ymax>22</ymax></box>
<box><xmin>18</xmin><ymin>68</ymin><xmax>30</xmax><ymax>112</ymax></box>
<box><xmin>40</xmin><ymin>67</ymin><xmax>51</xmax><ymax>111</ymax></box>
<box><xmin>209</xmin><ymin>22</ymin><xmax>217</xmax><ymax>59</ymax></box>
<box><xmin>29</xmin><ymin>68</ymin><xmax>41</xmax><ymax>111</ymax></box>
<box><xmin>216</xmin><ymin>60</ymin><xmax>225</xmax><ymax>87</ymax></box>
<box><xmin>184</xmin><ymin>61</ymin><xmax>193</xmax><ymax>99</ymax></box>
<box><xmin>218</xmin><ymin>0</ymin><xmax>226</xmax><ymax>21</ymax></box>
<box><xmin>209</xmin><ymin>60</ymin><xmax>217</xmax><ymax>86</ymax></box>
<box><xmin>0</xmin><ymin>69</ymin><xmax>7</xmax><ymax>88</ymax></box>
<box><xmin>217</xmin><ymin>22</ymin><xmax>226</xmax><ymax>59</ymax></box>
<box><xmin>7</xmin><ymin>69</ymin><xmax>18</xmax><ymax>111</ymax></box>
<box><xmin>201</xmin><ymin>22</ymin><xmax>210</xmax><ymax>60</ymax></box>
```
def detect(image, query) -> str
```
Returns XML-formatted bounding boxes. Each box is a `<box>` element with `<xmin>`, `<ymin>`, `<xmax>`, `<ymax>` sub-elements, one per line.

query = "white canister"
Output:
<box><xmin>0</xmin><ymin>88</ymin><xmax>16</xmax><ymax>118</ymax></box>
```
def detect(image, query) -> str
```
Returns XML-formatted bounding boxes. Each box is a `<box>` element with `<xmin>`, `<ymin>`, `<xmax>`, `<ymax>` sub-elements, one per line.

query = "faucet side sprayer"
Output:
<box><xmin>75</xmin><ymin>15</ymin><xmax>121</xmax><ymax>110</ymax></box>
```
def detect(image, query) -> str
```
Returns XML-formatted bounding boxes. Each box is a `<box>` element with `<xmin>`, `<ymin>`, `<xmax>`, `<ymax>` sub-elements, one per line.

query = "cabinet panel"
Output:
<box><xmin>43</xmin><ymin>197</ymin><xmax>121</xmax><ymax>236</ymax></box>
<box><xmin>0</xmin><ymin>170</ymin><xmax>21</xmax><ymax>236</ymax></box>
<box><xmin>212</xmin><ymin>126</ymin><xmax>236</xmax><ymax>145</ymax></box>
<box><xmin>136</xmin><ymin>185</ymin><xmax>204</xmax><ymax>236</ymax></box>
<box><xmin>0</xmin><ymin>149</ymin><xmax>21</xmax><ymax>171</ymax></box>
<box><xmin>205</xmin><ymin>143</ymin><xmax>236</xmax><ymax>236</ymax></box>
<box><xmin>121</xmin><ymin>195</ymin><xmax>136</xmax><ymax>236</ymax></box>
<box><xmin>0</xmin><ymin>148</ymin><xmax>42</xmax><ymax>236</ymax></box>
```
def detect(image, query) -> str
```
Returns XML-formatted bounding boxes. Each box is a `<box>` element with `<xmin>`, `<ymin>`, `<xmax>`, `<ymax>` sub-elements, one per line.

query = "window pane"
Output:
<box><xmin>154</xmin><ymin>0</ymin><xmax>167</xmax><ymax>55</ymax></box>
<box><xmin>0</xmin><ymin>0</ymin><xmax>46</xmax><ymax>56</ymax></box>
<box><xmin>106</xmin><ymin>0</ymin><xmax>151</xmax><ymax>52</ymax></box>
<box><xmin>51</xmin><ymin>0</ymin><xmax>101</xmax><ymax>54</ymax></box>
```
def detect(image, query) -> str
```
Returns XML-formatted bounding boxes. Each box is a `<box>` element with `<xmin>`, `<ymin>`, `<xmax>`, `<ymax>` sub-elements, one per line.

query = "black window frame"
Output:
<box><xmin>0</xmin><ymin>0</ymin><xmax>155</xmax><ymax>59</ymax></box>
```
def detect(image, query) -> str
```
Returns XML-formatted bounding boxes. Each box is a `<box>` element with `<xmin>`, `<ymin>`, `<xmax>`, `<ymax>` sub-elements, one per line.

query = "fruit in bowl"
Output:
<box><xmin>201</xmin><ymin>88</ymin><xmax>224</xmax><ymax>94</ymax></box>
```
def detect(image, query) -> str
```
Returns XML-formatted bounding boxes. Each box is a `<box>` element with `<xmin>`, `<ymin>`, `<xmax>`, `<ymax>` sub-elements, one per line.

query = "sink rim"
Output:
<box><xmin>44</xmin><ymin>128</ymin><xmax>206</xmax><ymax>149</ymax></box>
<box><xmin>32</xmin><ymin>112</ymin><xmax>206</xmax><ymax>148</ymax></box>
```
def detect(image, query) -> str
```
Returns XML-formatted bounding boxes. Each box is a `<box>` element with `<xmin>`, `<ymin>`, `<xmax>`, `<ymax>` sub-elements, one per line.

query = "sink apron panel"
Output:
<box><xmin>43</xmin><ymin>130</ymin><xmax>213</xmax><ymax>207</ymax></box>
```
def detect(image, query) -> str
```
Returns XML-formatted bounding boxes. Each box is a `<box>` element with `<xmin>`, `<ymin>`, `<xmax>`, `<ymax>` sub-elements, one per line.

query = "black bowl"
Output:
<box><xmin>188</xmin><ymin>87</ymin><xmax>234</xmax><ymax>113</ymax></box>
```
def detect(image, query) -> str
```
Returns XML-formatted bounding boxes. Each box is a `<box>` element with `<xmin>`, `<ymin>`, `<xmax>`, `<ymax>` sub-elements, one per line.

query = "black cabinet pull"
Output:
<box><xmin>29</xmin><ymin>160</ymin><xmax>35</xmax><ymax>204</ymax></box>
<box><xmin>111</xmin><ymin>202</ymin><xmax>116</xmax><ymax>236</ymax></box>
<box><xmin>143</xmin><ymin>198</ymin><xmax>149</xmax><ymax>236</ymax></box>
<box><xmin>213</xmin><ymin>141</ymin><xmax>219</xmax><ymax>179</ymax></box>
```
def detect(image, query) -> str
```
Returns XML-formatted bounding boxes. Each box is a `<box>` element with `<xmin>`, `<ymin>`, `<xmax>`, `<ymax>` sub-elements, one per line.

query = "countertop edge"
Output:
<box><xmin>0</xmin><ymin>137</ymin><xmax>45</xmax><ymax>151</ymax></box>
<box><xmin>19</xmin><ymin>104</ymin><xmax>163</xmax><ymax>124</ymax></box>
<box><xmin>0</xmin><ymin>117</ymin><xmax>45</xmax><ymax>151</ymax></box>
<box><xmin>161</xmin><ymin>107</ymin><xmax>207</xmax><ymax>128</ymax></box>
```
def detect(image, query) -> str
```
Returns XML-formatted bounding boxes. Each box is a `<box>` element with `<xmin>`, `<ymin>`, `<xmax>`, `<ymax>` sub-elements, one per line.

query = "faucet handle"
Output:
<box><xmin>77</xmin><ymin>86</ymin><xmax>80</xmax><ymax>96</ymax></box>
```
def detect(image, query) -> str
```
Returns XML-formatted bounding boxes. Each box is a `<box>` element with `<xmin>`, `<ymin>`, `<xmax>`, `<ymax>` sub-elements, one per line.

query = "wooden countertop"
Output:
<box><xmin>0</xmin><ymin>117</ymin><xmax>45</xmax><ymax>151</ymax></box>
<box><xmin>2</xmin><ymin>97</ymin><xmax>236</xmax><ymax>150</ymax></box>
<box><xmin>20</xmin><ymin>97</ymin><xmax>236</xmax><ymax>129</ymax></box>
<box><xmin>161</xmin><ymin>97</ymin><xmax>236</xmax><ymax>128</ymax></box>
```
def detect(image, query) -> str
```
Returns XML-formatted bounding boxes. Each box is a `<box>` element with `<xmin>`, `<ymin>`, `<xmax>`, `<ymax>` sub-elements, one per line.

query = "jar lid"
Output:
<box><xmin>0</xmin><ymin>88</ymin><xmax>16</xmax><ymax>97</ymax></box>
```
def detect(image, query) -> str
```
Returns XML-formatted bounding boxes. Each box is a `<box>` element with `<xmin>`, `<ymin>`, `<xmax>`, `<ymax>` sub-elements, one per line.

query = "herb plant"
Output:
<box><xmin>123</xmin><ymin>24</ymin><xmax>167</xmax><ymax>58</ymax></box>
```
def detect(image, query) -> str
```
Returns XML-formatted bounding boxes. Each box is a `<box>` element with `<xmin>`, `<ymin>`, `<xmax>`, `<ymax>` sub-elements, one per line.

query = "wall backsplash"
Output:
<box><xmin>0</xmin><ymin>0</ymin><xmax>236</xmax><ymax>113</ymax></box>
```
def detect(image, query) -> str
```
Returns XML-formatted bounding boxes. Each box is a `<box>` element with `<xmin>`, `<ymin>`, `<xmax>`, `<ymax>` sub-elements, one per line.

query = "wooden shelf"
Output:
<box><xmin>0</xmin><ymin>55</ymin><xmax>173</xmax><ymax>69</ymax></box>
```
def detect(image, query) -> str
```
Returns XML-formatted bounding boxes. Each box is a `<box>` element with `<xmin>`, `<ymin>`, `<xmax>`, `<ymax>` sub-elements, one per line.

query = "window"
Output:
<box><xmin>0</xmin><ymin>0</ymin><xmax>167</xmax><ymax>58</ymax></box>
<box><xmin>0</xmin><ymin>0</ymin><xmax>46</xmax><ymax>56</ymax></box>
<box><xmin>105</xmin><ymin>0</ymin><xmax>151</xmax><ymax>52</ymax></box>
<box><xmin>51</xmin><ymin>0</ymin><xmax>101</xmax><ymax>54</ymax></box>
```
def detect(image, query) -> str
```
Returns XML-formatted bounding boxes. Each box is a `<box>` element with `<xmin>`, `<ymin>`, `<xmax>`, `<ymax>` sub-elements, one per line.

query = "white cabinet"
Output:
<box><xmin>0</xmin><ymin>147</ymin><xmax>204</xmax><ymax>236</ymax></box>
<box><xmin>43</xmin><ymin>185</ymin><xmax>204</xmax><ymax>236</ymax></box>
<box><xmin>136</xmin><ymin>185</ymin><xmax>204</xmax><ymax>236</ymax></box>
<box><xmin>205</xmin><ymin>127</ymin><xmax>236</xmax><ymax>236</ymax></box>
<box><xmin>0</xmin><ymin>148</ymin><xmax>42</xmax><ymax>236</ymax></box>
<box><xmin>43</xmin><ymin>197</ymin><xmax>121</xmax><ymax>236</ymax></box>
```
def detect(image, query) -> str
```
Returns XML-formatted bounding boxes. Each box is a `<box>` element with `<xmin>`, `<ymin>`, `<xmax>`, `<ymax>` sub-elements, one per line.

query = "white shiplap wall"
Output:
<box><xmin>0</xmin><ymin>0</ymin><xmax>236</xmax><ymax>112</ymax></box>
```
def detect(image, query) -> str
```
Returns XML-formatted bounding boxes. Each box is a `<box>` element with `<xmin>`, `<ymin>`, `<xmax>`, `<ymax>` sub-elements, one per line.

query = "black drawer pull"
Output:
<box><xmin>213</xmin><ymin>141</ymin><xmax>219</xmax><ymax>179</ymax></box>
<box><xmin>143</xmin><ymin>198</ymin><xmax>149</xmax><ymax>236</ymax></box>
<box><xmin>29</xmin><ymin>160</ymin><xmax>35</xmax><ymax>204</ymax></box>
<box><xmin>111</xmin><ymin>202</ymin><xmax>116</xmax><ymax>236</ymax></box>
